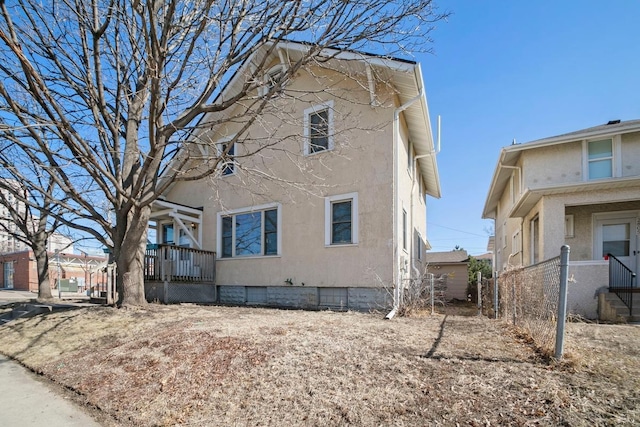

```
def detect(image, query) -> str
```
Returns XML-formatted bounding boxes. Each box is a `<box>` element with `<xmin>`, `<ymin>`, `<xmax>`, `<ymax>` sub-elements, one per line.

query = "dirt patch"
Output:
<box><xmin>0</xmin><ymin>304</ymin><xmax>638</xmax><ymax>426</ymax></box>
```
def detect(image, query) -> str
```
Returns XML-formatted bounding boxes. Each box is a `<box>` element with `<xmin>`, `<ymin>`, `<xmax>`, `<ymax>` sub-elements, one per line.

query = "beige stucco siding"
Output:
<box><xmin>164</xmin><ymin>64</ymin><xmax>408</xmax><ymax>289</ymax></box>
<box><xmin>621</xmin><ymin>131</ymin><xmax>640</xmax><ymax>177</ymax></box>
<box><xmin>521</xmin><ymin>142</ymin><xmax>583</xmax><ymax>188</ymax></box>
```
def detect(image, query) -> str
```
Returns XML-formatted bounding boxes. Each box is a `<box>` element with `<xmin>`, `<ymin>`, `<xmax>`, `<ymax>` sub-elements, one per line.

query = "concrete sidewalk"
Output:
<box><xmin>0</xmin><ymin>355</ymin><xmax>101</xmax><ymax>426</ymax></box>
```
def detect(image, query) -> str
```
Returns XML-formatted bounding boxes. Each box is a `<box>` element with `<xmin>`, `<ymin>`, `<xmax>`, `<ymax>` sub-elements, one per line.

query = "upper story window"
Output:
<box><xmin>587</xmin><ymin>139</ymin><xmax>613</xmax><ymax>179</ymax></box>
<box><xmin>325</xmin><ymin>192</ymin><xmax>358</xmax><ymax>246</ymax></box>
<box><xmin>217</xmin><ymin>138</ymin><xmax>236</xmax><ymax>176</ymax></box>
<box><xmin>218</xmin><ymin>203</ymin><xmax>280</xmax><ymax>258</ymax></box>
<box><xmin>304</xmin><ymin>100</ymin><xmax>334</xmax><ymax>155</ymax></box>
<box><xmin>260</xmin><ymin>64</ymin><xmax>286</xmax><ymax>97</ymax></box>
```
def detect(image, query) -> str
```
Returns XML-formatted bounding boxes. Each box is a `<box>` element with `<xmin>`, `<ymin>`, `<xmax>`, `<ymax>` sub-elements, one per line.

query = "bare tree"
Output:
<box><xmin>0</xmin><ymin>174</ymin><xmax>58</xmax><ymax>300</ymax></box>
<box><xmin>0</xmin><ymin>0</ymin><xmax>447</xmax><ymax>306</ymax></box>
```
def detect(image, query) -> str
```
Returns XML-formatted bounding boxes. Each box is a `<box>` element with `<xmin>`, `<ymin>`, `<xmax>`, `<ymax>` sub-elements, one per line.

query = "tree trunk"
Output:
<box><xmin>33</xmin><ymin>238</ymin><xmax>53</xmax><ymax>301</ymax></box>
<box><xmin>115</xmin><ymin>205</ymin><xmax>151</xmax><ymax>307</ymax></box>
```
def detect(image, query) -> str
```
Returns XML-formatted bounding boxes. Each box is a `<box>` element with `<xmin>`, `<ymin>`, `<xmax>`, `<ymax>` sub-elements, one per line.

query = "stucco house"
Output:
<box><xmin>482</xmin><ymin>119</ymin><xmax>640</xmax><ymax>319</ymax></box>
<box><xmin>147</xmin><ymin>41</ymin><xmax>441</xmax><ymax>312</ymax></box>
<box><xmin>424</xmin><ymin>250</ymin><xmax>470</xmax><ymax>301</ymax></box>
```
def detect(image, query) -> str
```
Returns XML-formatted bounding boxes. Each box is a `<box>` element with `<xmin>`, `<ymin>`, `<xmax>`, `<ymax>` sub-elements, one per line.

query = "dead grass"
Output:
<box><xmin>0</xmin><ymin>304</ymin><xmax>638</xmax><ymax>426</ymax></box>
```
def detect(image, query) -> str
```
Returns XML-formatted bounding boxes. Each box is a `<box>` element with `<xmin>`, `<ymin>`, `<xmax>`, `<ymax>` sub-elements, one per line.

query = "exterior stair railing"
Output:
<box><xmin>607</xmin><ymin>253</ymin><xmax>637</xmax><ymax>316</ymax></box>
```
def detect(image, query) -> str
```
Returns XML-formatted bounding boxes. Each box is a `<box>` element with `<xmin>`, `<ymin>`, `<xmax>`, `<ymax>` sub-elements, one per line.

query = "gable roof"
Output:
<box><xmin>482</xmin><ymin>119</ymin><xmax>640</xmax><ymax>218</ymax></box>
<box><xmin>424</xmin><ymin>250</ymin><xmax>469</xmax><ymax>264</ymax></box>
<box><xmin>167</xmin><ymin>40</ymin><xmax>440</xmax><ymax>198</ymax></box>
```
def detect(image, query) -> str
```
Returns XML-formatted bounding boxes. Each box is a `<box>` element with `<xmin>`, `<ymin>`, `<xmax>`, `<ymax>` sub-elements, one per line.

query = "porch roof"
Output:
<box><xmin>509</xmin><ymin>176</ymin><xmax>640</xmax><ymax>218</ymax></box>
<box><xmin>150</xmin><ymin>199</ymin><xmax>204</xmax><ymax>249</ymax></box>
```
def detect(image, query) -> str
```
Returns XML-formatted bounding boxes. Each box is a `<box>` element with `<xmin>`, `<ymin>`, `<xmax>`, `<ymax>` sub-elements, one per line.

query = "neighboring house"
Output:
<box><xmin>424</xmin><ymin>250</ymin><xmax>470</xmax><ymax>301</ymax></box>
<box><xmin>149</xmin><ymin>41</ymin><xmax>441</xmax><ymax>311</ymax></box>
<box><xmin>0</xmin><ymin>250</ymin><xmax>106</xmax><ymax>292</ymax></box>
<box><xmin>483</xmin><ymin>119</ymin><xmax>640</xmax><ymax>319</ymax></box>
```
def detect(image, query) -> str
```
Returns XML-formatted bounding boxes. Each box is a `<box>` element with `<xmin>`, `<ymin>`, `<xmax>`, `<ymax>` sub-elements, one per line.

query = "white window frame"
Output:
<box><xmin>582</xmin><ymin>135</ymin><xmax>621</xmax><ymax>180</ymax></box>
<box><xmin>402</xmin><ymin>208</ymin><xmax>408</xmax><ymax>252</ymax></box>
<box><xmin>304</xmin><ymin>100</ymin><xmax>334</xmax><ymax>156</ymax></box>
<box><xmin>260</xmin><ymin>64</ymin><xmax>286</xmax><ymax>97</ymax></box>
<box><xmin>216</xmin><ymin>202</ymin><xmax>282</xmax><ymax>259</ymax></box>
<box><xmin>324</xmin><ymin>192</ymin><xmax>358</xmax><ymax>246</ymax></box>
<box><xmin>565</xmin><ymin>214</ymin><xmax>574</xmax><ymax>238</ymax></box>
<box><xmin>216</xmin><ymin>136</ymin><xmax>237</xmax><ymax>177</ymax></box>
<box><xmin>415</xmin><ymin>230</ymin><xmax>423</xmax><ymax>261</ymax></box>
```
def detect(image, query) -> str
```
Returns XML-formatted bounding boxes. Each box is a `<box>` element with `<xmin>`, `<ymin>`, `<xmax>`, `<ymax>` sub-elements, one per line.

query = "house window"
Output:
<box><xmin>260</xmin><ymin>64</ymin><xmax>285</xmax><ymax>96</ymax></box>
<box><xmin>602</xmin><ymin>223</ymin><xmax>630</xmax><ymax>257</ymax></box>
<box><xmin>304</xmin><ymin>101</ymin><xmax>334</xmax><ymax>155</ymax></box>
<box><xmin>415</xmin><ymin>231</ymin><xmax>423</xmax><ymax>261</ymax></box>
<box><xmin>217</xmin><ymin>139</ymin><xmax>236</xmax><ymax>176</ymax></box>
<box><xmin>162</xmin><ymin>224</ymin><xmax>174</xmax><ymax>245</ymax></box>
<box><xmin>530</xmin><ymin>216</ymin><xmax>539</xmax><ymax>264</ymax></box>
<box><xmin>218</xmin><ymin>204</ymin><xmax>280</xmax><ymax>258</ymax></box>
<box><xmin>325</xmin><ymin>192</ymin><xmax>358</xmax><ymax>246</ymax></box>
<box><xmin>402</xmin><ymin>209</ymin><xmax>408</xmax><ymax>251</ymax></box>
<box><xmin>587</xmin><ymin>139</ymin><xmax>613</xmax><ymax>179</ymax></box>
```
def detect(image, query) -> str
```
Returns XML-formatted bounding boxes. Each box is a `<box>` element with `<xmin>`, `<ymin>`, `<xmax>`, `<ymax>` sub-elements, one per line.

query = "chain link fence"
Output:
<box><xmin>497</xmin><ymin>256</ymin><xmax>562</xmax><ymax>354</ymax></box>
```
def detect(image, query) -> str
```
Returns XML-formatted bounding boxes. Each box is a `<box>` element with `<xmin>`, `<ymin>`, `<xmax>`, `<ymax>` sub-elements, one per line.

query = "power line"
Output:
<box><xmin>427</xmin><ymin>222</ymin><xmax>489</xmax><ymax>237</ymax></box>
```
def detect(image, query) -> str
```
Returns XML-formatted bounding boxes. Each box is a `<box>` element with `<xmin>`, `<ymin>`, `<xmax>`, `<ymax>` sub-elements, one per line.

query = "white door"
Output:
<box><xmin>595</xmin><ymin>213</ymin><xmax>638</xmax><ymax>274</ymax></box>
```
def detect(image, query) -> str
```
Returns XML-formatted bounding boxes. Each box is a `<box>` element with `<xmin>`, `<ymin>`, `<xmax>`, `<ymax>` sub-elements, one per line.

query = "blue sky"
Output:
<box><xmin>418</xmin><ymin>0</ymin><xmax>640</xmax><ymax>255</ymax></box>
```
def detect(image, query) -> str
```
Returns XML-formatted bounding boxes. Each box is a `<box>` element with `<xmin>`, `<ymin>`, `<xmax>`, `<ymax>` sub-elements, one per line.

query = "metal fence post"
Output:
<box><xmin>494</xmin><ymin>271</ymin><xmax>499</xmax><ymax>319</ymax></box>
<box><xmin>477</xmin><ymin>271</ymin><xmax>482</xmax><ymax>316</ymax></box>
<box><xmin>430</xmin><ymin>273</ymin><xmax>435</xmax><ymax>315</ymax></box>
<box><xmin>555</xmin><ymin>245</ymin><xmax>570</xmax><ymax>360</ymax></box>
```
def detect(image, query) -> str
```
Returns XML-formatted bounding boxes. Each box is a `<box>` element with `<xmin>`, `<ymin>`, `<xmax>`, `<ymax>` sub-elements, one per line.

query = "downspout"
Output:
<box><xmin>386</xmin><ymin>87</ymin><xmax>424</xmax><ymax>320</ymax></box>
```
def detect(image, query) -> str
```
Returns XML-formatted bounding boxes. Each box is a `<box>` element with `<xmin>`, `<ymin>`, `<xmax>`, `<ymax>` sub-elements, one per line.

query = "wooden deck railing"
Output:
<box><xmin>144</xmin><ymin>244</ymin><xmax>216</xmax><ymax>283</ymax></box>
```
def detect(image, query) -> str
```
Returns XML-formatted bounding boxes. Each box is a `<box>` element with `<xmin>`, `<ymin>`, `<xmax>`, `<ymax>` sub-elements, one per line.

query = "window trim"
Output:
<box><xmin>260</xmin><ymin>64</ymin><xmax>286</xmax><ymax>97</ymax></box>
<box><xmin>216</xmin><ymin>202</ymin><xmax>282</xmax><ymax>259</ymax></box>
<box><xmin>324</xmin><ymin>192</ymin><xmax>358</xmax><ymax>246</ymax></box>
<box><xmin>402</xmin><ymin>208</ymin><xmax>408</xmax><ymax>253</ymax></box>
<box><xmin>304</xmin><ymin>100</ymin><xmax>334</xmax><ymax>156</ymax></box>
<box><xmin>415</xmin><ymin>230</ymin><xmax>423</xmax><ymax>261</ymax></box>
<box><xmin>216</xmin><ymin>136</ymin><xmax>237</xmax><ymax>177</ymax></box>
<box><xmin>582</xmin><ymin>135</ymin><xmax>621</xmax><ymax>181</ymax></box>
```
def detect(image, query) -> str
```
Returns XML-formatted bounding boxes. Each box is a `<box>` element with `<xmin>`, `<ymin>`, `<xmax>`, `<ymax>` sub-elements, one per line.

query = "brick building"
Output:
<box><xmin>0</xmin><ymin>250</ymin><xmax>107</xmax><ymax>292</ymax></box>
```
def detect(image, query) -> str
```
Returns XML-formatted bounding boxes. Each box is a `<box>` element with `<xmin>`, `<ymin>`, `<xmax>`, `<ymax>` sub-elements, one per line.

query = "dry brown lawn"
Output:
<box><xmin>0</xmin><ymin>303</ymin><xmax>638</xmax><ymax>426</ymax></box>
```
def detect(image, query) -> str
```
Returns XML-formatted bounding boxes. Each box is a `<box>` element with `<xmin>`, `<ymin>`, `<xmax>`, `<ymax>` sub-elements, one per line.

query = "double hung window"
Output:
<box><xmin>261</xmin><ymin>64</ymin><xmax>286</xmax><ymax>96</ymax></box>
<box><xmin>219</xmin><ymin>204</ymin><xmax>280</xmax><ymax>258</ymax></box>
<box><xmin>587</xmin><ymin>139</ymin><xmax>613</xmax><ymax>179</ymax></box>
<box><xmin>304</xmin><ymin>101</ymin><xmax>334</xmax><ymax>155</ymax></box>
<box><xmin>217</xmin><ymin>138</ymin><xmax>236</xmax><ymax>176</ymax></box>
<box><xmin>325</xmin><ymin>193</ymin><xmax>358</xmax><ymax>246</ymax></box>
